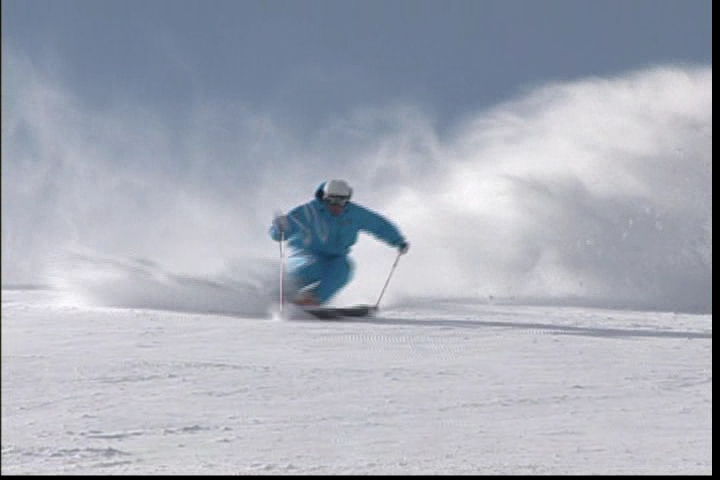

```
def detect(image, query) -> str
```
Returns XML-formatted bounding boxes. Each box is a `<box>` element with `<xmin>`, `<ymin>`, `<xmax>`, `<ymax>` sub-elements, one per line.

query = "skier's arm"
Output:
<box><xmin>354</xmin><ymin>205</ymin><xmax>407</xmax><ymax>250</ymax></box>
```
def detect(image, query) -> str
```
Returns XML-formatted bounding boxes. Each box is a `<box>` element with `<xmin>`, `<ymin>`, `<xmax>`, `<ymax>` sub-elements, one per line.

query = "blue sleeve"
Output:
<box><xmin>353</xmin><ymin>204</ymin><xmax>406</xmax><ymax>247</ymax></box>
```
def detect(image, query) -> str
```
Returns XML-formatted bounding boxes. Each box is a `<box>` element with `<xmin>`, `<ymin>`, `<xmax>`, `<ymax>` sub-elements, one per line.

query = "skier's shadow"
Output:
<box><xmin>308</xmin><ymin>314</ymin><xmax>711</xmax><ymax>341</ymax></box>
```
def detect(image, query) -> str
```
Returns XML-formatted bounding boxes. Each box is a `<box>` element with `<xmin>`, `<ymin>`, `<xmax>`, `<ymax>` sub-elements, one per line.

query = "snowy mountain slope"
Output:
<box><xmin>2</xmin><ymin>288</ymin><xmax>711</xmax><ymax>475</ymax></box>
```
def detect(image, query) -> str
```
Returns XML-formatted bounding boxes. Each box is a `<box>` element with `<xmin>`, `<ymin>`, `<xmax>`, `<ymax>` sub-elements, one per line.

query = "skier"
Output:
<box><xmin>270</xmin><ymin>179</ymin><xmax>409</xmax><ymax>306</ymax></box>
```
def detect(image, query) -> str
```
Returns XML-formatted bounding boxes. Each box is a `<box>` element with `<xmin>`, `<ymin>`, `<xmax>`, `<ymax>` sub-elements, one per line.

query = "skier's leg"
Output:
<box><xmin>315</xmin><ymin>256</ymin><xmax>354</xmax><ymax>304</ymax></box>
<box><xmin>286</xmin><ymin>252</ymin><xmax>323</xmax><ymax>300</ymax></box>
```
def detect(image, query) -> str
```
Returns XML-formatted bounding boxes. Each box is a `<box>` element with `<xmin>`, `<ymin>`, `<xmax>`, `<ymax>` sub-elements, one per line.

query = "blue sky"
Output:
<box><xmin>3</xmin><ymin>0</ymin><xmax>712</xmax><ymax>130</ymax></box>
<box><xmin>1</xmin><ymin>1</ymin><xmax>713</xmax><ymax>313</ymax></box>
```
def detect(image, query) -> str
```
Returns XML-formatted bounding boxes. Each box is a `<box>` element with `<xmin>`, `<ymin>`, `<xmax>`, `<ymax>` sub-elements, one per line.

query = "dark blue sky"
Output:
<box><xmin>3</xmin><ymin>0</ymin><xmax>712</xmax><ymax>130</ymax></box>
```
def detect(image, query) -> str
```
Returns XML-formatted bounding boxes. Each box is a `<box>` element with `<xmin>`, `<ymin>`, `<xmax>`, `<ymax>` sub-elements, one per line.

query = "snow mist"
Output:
<box><xmin>2</xmin><ymin>50</ymin><xmax>711</xmax><ymax>313</ymax></box>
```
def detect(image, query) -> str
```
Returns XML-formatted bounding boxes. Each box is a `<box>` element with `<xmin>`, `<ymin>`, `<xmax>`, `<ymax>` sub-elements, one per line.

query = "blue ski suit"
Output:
<box><xmin>269</xmin><ymin>183</ymin><xmax>407</xmax><ymax>304</ymax></box>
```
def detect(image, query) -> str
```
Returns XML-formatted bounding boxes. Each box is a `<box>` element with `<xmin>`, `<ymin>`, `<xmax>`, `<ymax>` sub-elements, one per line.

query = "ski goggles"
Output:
<box><xmin>324</xmin><ymin>195</ymin><xmax>350</xmax><ymax>207</ymax></box>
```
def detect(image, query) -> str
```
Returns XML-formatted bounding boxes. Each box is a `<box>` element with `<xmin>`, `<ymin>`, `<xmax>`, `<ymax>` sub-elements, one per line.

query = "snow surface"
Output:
<box><xmin>1</xmin><ymin>287</ymin><xmax>711</xmax><ymax>475</ymax></box>
<box><xmin>1</xmin><ymin>57</ymin><xmax>712</xmax><ymax>474</ymax></box>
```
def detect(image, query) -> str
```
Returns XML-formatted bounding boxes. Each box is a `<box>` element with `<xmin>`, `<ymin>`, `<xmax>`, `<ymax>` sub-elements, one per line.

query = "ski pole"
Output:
<box><xmin>375</xmin><ymin>251</ymin><xmax>402</xmax><ymax>309</ymax></box>
<box><xmin>279</xmin><ymin>231</ymin><xmax>285</xmax><ymax>314</ymax></box>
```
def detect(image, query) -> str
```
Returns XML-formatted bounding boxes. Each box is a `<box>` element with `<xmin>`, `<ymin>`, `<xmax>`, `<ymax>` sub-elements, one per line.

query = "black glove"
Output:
<box><xmin>398</xmin><ymin>241</ymin><xmax>410</xmax><ymax>255</ymax></box>
<box><xmin>273</xmin><ymin>213</ymin><xmax>289</xmax><ymax>234</ymax></box>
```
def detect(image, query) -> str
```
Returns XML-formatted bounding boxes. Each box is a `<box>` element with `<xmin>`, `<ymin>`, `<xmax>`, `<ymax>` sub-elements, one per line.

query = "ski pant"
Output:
<box><xmin>286</xmin><ymin>251</ymin><xmax>354</xmax><ymax>304</ymax></box>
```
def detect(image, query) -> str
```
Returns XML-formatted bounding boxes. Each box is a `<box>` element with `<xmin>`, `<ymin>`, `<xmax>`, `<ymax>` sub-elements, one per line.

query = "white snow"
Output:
<box><xmin>1</xmin><ymin>288</ymin><xmax>711</xmax><ymax>475</ymax></box>
<box><xmin>1</xmin><ymin>60</ymin><xmax>712</xmax><ymax>474</ymax></box>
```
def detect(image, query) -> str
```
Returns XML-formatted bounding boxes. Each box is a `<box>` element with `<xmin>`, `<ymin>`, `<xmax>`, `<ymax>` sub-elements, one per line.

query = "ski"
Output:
<box><xmin>302</xmin><ymin>304</ymin><xmax>378</xmax><ymax>319</ymax></box>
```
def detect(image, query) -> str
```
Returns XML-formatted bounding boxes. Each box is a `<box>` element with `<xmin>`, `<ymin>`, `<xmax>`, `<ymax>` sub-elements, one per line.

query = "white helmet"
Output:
<box><xmin>323</xmin><ymin>179</ymin><xmax>352</xmax><ymax>200</ymax></box>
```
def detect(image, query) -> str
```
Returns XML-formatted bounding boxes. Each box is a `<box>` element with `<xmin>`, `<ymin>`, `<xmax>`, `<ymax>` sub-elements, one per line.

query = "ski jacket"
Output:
<box><xmin>270</xmin><ymin>184</ymin><xmax>406</xmax><ymax>257</ymax></box>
